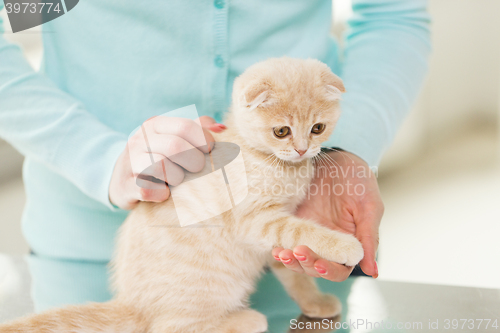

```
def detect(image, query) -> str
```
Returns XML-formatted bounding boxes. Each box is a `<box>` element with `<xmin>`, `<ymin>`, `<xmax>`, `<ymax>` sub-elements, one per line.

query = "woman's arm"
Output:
<box><xmin>0</xmin><ymin>7</ymin><xmax>127</xmax><ymax>208</ymax></box>
<box><xmin>326</xmin><ymin>0</ymin><xmax>431</xmax><ymax>166</ymax></box>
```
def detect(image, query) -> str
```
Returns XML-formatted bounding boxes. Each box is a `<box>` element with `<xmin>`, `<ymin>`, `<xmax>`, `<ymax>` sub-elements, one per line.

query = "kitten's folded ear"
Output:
<box><xmin>321</xmin><ymin>70</ymin><xmax>346</xmax><ymax>101</ymax></box>
<box><xmin>241</xmin><ymin>80</ymin><xmax>275</xmax><ymax>111</ymax></box>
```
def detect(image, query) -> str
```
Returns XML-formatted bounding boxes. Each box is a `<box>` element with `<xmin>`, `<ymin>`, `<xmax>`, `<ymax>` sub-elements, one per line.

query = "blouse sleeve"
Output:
<box><xmin>325</xmin><ymin>0</ymin><xmax>431</xmax><ymax>166</ymax></box>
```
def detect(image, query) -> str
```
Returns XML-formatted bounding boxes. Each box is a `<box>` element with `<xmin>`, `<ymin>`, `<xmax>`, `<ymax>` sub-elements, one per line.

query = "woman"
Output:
<box><xmin>0</xmin><ymin>0</ymin><xmax>430</xmax><ymax>328</ymax></box>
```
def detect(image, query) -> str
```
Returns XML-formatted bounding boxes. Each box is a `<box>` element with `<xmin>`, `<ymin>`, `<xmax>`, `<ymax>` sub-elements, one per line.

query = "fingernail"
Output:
<box><xmin>273</xmin><ymin>256</ymin><xmax>281</xmax><ymax>261</ymax></box>
<box><xmin>218</xmin><ymin>124</ymin><xmax>227</xmax><ymax>129</ymax></box>
<box><xmin>373</xmin><ymin>262</ymin><xmax>379</xmax><ymax>279</ymax></box>
<box><xmin>315</xmin><ymin>267</ymin><xmax>327</xmax><ymax>275</ymax></box>
<box><xmin>208</xmin><ymin>124</ymin><xmax>223</xmax><ymax>133</ymax></box>
<box><xmin>282</xmin><ymin>258</ymin><xmax>292</xmax><ymax>265</ymax></box>
<box><xmin>293</xmin><ymin>253</ymin><xmax>306</xmax><ymax>261</ymax></box>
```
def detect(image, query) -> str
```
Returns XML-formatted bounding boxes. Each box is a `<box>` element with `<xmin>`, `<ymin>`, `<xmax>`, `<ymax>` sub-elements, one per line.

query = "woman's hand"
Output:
<box><xmin>109</xmin><ymin>116</ymin><xmax>225</xmax><ymax>210</ymax></box>
<box><xmin>272</xmin><ymin>150</ymin><xmax>383</xmax><ymax>281</ymax></box>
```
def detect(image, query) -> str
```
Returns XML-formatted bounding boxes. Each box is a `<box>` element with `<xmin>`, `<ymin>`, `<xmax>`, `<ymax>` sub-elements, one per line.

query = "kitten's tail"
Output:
<box><xmin>0</xmin><ymin>300</ymin><xmax>148</xmax><ymax>333</ymax></box>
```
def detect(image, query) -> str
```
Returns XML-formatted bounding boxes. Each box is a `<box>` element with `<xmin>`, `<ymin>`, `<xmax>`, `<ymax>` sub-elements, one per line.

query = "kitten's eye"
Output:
<box><xmin>311</xmin><ymin>123</ymin><xmax>326</xmax><ymax>135</ymax></box>
<box><xmin>273</xmin><ymin>126</ymin><xmax>290</xmax><ymax>138</ymax></box>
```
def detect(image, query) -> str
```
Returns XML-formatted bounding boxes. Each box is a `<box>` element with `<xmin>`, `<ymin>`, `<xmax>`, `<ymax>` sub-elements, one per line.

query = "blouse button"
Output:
<box><xmin>214</xmin><ymin>55</ymin><xmax>225</xmax><ymax>68</ymax></box>
<box><xmin>214</xmin><ymin>0</ymin><xmax>225</xmax><ymax>9</ymax></box>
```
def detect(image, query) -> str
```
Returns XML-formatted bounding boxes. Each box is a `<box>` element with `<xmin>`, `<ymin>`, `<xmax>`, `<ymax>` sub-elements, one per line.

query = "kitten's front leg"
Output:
<box><xmin>247</xmin><ymin>210</ymin><xmax>363</xmax><ymax>266</ymax></box>
<box><xmin>269</xmin><ymin>259</ymin><xmax>342</xmax><ymax>319</ymax></box>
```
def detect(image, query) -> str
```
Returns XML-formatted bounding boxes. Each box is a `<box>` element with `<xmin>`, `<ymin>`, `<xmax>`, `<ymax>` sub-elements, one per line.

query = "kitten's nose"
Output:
<box><xmin>295</xmin><ymin>149</ymin><xmax>307</xmax><ymax>157</ymax></box>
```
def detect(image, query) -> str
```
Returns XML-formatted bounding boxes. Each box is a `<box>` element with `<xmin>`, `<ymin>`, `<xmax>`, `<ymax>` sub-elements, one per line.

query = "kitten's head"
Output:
<box><xmin>231</xmin><ymin>57</ymin><xmax>345</xmax><ymax>163</ymax></box>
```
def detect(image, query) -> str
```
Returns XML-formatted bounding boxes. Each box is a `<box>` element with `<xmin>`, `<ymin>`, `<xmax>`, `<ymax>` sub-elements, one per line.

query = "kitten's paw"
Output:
<box><xmin>239</xmin><ymin>310</ymin><xmax>268</xmax><ymax>333</ymax></box>
<box><xmin>300</xmin><ymin>293</ymin><xmax>342</xmax><ymax>319</ymax></box>
<box><xmin>316</xmin><ymin>232</ymin><xmax>364</xmax><ymax>267</ymax></box>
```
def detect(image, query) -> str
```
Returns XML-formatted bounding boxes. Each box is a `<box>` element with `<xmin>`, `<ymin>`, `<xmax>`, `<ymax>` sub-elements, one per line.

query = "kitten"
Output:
<box><xmin>0</xmin><ymin>57</ymin><xmax>363</xmax><ymax>333</ymax></box>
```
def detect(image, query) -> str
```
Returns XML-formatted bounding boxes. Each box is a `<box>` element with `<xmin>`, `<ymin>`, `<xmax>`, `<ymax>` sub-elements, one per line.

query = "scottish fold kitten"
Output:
<box><xmin>0</xmin><ymin>57</ymin><xmax>363</xmax><ymax>333</ymax></box>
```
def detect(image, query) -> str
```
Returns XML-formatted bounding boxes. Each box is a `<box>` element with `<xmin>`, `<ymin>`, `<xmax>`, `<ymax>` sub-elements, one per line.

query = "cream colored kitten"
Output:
<box><xmin>0</xmin><ymin>57</ymin><xmax>363</xmax><ymax>333</ymax></box>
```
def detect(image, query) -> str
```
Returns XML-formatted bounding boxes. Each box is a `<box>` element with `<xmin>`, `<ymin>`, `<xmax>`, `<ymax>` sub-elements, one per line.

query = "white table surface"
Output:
<box><xmin>1</xmin><ymin>254</ymin><xmax>499</xmax><ymax>332</ymax></box>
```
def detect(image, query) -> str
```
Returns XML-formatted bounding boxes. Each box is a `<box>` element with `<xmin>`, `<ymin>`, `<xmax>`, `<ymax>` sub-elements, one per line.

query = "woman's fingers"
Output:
<box><xmin>143</xmin><ymin>133</ymin><xmax>205</xmax><ymax>173</ymax></box>
<box><xmin>312</xmin><ymin>259</ymin><xmax>353</xmax><ymax>282</ymax></box>
<box><xmin>355</xmin><ymin>201</ymin><xmax>383</xmax><ymax>278</ymax></box>
<box><xmin>277</xmin><ymin>249</ymin><xmax>305</xmax><ymax>274</ymax></box>
<box><xmin>292</xmin><ymin>245</ymin><xmax>353</xmax><ymax>281</ymax></box>
<box><xmin>135</xmin><ymin>181</ymin><xmax>171</xmax><ymax>203</ymax></box>
<box><xmin>133</xmin><ymin>116</ymin><xmax>226</xmax><ymax>177</ymax></box>
<box><xmin>272</xmin><ymin>247</ymin><xmax>284</xmax><ymax>260</ymax></box>
<box><xmin>273</xmin><ymin>247</ymin><xmax>306</xmax><ymax>274</ymax></box>
<box><xmin>198</xmin><ymin>115</ymin><xmax>226</xmax><ymax>132</ymax></box>
<box><xmin>273</xmin><ymin>245</ymin><xmax>354</xmax><ymax>282</ymax></box>
<box><xmin>198</xmin><ymin>115</ymin><xmax>217</xmax><ymax>128</ymax></box>
<box><xmin>111</xmin><ymin>116</ymin><xmax>227</xmax><ymax>209</ymax></box>
<box><xmin>291</xmin><ymin>245</ymin><xmax>321</xmax><ymax>277</ymax></box>
<box><xmin>132</xmin><ymin>153</ymin><xmax>185</xmax><ymax>186</ymax></box>
<box><xmin>149</xmin><ymin>117</ymin><xmax>215</xmax><ymax>154</ymax></box>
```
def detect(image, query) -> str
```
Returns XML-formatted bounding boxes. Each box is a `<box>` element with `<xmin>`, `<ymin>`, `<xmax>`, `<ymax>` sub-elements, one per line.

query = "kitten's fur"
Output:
<box><xmin>0</xmin><ymin>58</ymin><xmax>363</xmax><ymax>333</ymax></box>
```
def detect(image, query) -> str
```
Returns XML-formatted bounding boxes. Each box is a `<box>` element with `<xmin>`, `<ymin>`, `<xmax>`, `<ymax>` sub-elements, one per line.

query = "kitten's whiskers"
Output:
<box><xmin>320</xmin><ymin>146</ymin><xmax>356</xmax><ymax>164</ymax></box>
